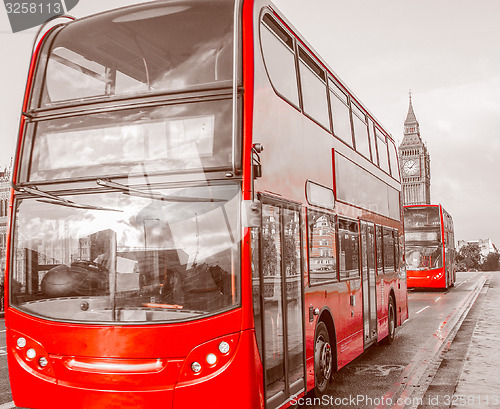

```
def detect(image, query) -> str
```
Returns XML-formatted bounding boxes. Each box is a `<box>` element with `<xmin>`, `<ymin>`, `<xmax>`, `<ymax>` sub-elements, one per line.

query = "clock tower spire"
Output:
<box><xmin>398</xmin><ymin>93</ymin><xmax>431</xmax><ymax>205</ymax></box>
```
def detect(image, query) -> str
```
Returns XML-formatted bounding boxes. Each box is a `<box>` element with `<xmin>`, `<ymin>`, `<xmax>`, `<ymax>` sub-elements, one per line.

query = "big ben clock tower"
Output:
<box><xmin>398</xmin><ymin>93</ymin><xmax>431</xmax><ymax>205</ymax></box>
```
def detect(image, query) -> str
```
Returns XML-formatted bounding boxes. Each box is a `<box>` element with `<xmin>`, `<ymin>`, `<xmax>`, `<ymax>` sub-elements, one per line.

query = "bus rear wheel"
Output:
<box><xmin>314</xmin><ymin>322</ymin><xmax>333</xmax><ymax>396</ymax></box>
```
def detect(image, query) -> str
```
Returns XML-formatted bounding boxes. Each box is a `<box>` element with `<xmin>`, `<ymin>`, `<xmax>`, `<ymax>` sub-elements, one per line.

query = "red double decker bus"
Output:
<box><xmin>5</xmin><ymin>1</ymin><xmax>408</xmax><ymax>408</ymax></box>
<box><xmin>404</xmin><ymin>204</ymin><xmax>456</xmax><ymax>289</ymax></box>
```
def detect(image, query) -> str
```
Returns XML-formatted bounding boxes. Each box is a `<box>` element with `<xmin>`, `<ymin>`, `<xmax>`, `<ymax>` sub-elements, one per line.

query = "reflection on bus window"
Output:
<box><xmin>27</xmin><ymin>100</ymin><xmax>232</xmax><ymax>182</ymax></box>
<box><xmin>35</xmin><ymin>1</ymin><xmax>235</xmax><ymax>107</ymax></box>
<box><xmin>404</xmin><ymin>206</ymin><xmax>440</xmax><ymax>229</ymax></box>
<box><xmin>260</xmin><ymin>16</ymin><xmax>300</xmax><ymax>107</ymax></box>
<box><xmin>308</xmin><ymin>211</ymin><xmax>337</xmax><ymax>284</ymax></box>
<box><xmin>338</xmin><ymin>218</ymin><xmax>359</xmax><ymax>280</ymax></box>
<box><xmin>11</xmin><ymin>184</ymin><xmax>241</xmax><ymax>323</ymax></box>
<box><xmin>406</xmin><ymin>245</ymin><xmax>443</xmax><ymax>270</ymax></box>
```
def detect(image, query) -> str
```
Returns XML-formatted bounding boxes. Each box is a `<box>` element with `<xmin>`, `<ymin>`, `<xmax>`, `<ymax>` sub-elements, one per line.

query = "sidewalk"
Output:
<box><xmin>451</xmin><ymin>272</ymin><xmax>500</xmax><ymax>408</ymax></box>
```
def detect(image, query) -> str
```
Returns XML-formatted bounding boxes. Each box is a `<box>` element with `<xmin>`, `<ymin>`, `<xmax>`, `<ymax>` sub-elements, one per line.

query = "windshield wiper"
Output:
<box><xmin>96</xmin><ymin>179</ymin><xmax>226</xmax><ymax>203</ymax></box>
<box><xmin>15</xmin><ymin>186</ymin><xmax>122</xmax><ymax>212</ymax></box>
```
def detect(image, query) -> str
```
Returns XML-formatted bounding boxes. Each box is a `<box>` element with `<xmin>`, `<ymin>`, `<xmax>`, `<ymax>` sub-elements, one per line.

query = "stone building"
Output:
<box><xmin>0</xmin><ymin>166</ymin><xmax>11</xmax><ymax>276</ymax></box>
<box><xmin>457</xmin><ymin>239</ymin><xmax>498</xmax><ymax>260</ymax></box>
<box><xmin>398</xmin><ymin>95</ymin><xmax>431</xmax><ymax>206</ymax></box>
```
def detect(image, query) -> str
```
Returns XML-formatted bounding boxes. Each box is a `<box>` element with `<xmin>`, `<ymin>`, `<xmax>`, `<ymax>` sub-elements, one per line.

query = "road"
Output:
<box><xmin>0</xmin><ymin>272</ymin><xmax>492</xmax><ymax>409</ymax></box>
<box><xmin>299</xmin><ymin>271</ymin><xmax>491</xmax><ymax>408</ymax></box>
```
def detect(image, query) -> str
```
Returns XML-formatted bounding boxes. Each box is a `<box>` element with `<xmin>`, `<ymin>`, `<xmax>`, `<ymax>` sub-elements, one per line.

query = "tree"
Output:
<box><xmin>481</xmin><ymin>252</ymin><xmax>500</xmax><ymax>271</ymax></box>
<box><xmin>456</xmin><ymin>243</ymin><xmax>481</xmax><ymax>271</ymax></box>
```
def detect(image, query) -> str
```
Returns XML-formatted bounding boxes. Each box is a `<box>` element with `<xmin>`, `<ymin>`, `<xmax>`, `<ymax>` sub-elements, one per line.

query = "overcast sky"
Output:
<box><xmin>1</xmin><ymin>0</ymin><xmax>499</xmax><ymax>247</ymax></box>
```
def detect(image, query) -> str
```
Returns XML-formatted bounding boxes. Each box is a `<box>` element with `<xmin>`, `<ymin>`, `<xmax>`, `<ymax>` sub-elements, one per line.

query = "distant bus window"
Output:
<box><xmin>261</xmin><ymin>16</ymin><xmax>300</xmax><ymax>107</ymax></box>
<box><xmin>338</xmin><ymin>218</ymin><xmax>359</xmax><ymax>280</ymax></box>
<box><xmin>298</xmin><ymin>49</ymin><xmax>330</xmax><ymax>128</ymax></box>
<box><xmin>375</xmin><ymin>128</ymin><xmax>390</xmax><ymax>173</ymax></box>
<box><xmin>352</xmin><ymin>103</ymin><xmax>370</xmax><ymax>159</ymax></box>
<box><xmin>308</xmin><ymin>211</ymin><xmax>337</xmax><ymax>284</ymax></box>
<box><xmin>329</xmin><ymin>80</ymin><xmax>352</xmax><ymax>146</ymax></box>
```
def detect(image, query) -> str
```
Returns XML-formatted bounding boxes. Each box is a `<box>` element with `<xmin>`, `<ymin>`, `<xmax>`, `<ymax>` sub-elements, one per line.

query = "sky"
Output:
<box><xmin>1</xmin><ymin>0</ymin><xmax>499</xmax><ymax>247</ymax></box>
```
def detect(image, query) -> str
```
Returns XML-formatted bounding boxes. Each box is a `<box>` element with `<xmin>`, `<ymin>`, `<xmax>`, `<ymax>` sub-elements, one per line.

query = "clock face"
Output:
<box><xmin>403</xmin><ymin>159</ymin><xmax>420</xmax><ymax>176</ymax></box>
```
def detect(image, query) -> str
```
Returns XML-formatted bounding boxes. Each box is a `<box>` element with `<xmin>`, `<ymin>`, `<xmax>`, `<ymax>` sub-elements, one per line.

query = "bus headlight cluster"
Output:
<box><xmin>183</xmin><ymin>335</ymin><xmax>239</xmax><ymax>382</ymax></box>
<box><xmin>14</xmin><ymin>334</ymin><xmax>52</xmax><ymax>372</ymax></box>
<box><xmin>190</xmin><ymin>341</ymin><xmax>231</xmax><ymax>373</ymax></box>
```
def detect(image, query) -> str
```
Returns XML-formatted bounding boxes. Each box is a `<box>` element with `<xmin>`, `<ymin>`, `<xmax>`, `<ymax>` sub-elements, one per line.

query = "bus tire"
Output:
<box><xmin>383</xmin><ymin>297</ymin><xmax>396</xmax><ymax>345</ymax></box>
<box><xmin>314</xmin><ymin>321</ymin><xmax>333</xmax><ymax>396</ymax></box>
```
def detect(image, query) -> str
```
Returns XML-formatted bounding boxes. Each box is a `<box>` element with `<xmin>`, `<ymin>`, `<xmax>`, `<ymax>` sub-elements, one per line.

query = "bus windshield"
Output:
<box><xmin>405</xmin><ymin>245</ymin><xmax>443</xmax><ymax>270</ymax></box>
<box><xmin>10</xmin><ymin>183</ymin><xmax>240</xmax><ymax>323</ymax></box>
<box><xmin>31</xmin><ymin>0</ymin><xmax>235</xmax><ymax>108</ymax></box>
<box><xmin>404</xmin><ymin>206</ymin><xmax>440</xmax><ymax>229</ymax></box>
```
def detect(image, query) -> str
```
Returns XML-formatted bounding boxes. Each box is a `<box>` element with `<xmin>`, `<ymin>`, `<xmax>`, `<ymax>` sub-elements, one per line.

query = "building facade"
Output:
<box><xmin>0</xmin><ymin>166</ymin><xmax>10</xmax><ymax>276</ymax></box>
<box><xmin>398</xmin><ymin>95</ymin><xmax>431</xmax><ymax>206</ymax></box>
<box><xmin>457</xmin><ymin>239</ymin><xmax>498</xmax><ymax>260</ymax></box>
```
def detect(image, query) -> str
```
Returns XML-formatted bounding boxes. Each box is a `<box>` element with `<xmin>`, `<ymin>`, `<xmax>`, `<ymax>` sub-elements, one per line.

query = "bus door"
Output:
<box><xmin>360</xmin><ymin>221</ymin><xmax>377</xmax><ymax>347</ymax></box>
<box><xmin>254</xmin><ymin>199</ymin><xmax>305</xmax><ymax>409</ymax></box>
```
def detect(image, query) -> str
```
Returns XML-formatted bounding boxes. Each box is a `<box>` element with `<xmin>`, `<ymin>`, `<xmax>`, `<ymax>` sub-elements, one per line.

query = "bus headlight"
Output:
<box><xmin>218</xmin><ymin>341</ymin><xmax>230</xmax><ymax>354</ymax></box>
<box><xmin>26</xmin><ymin>348</ymin><xmax>36</xmax><ymax>359</ymax></box>
<box><xmin>16</xmin><ymin>337</ymin><xmax>27</xmax><ymax>348</ymax></box>
<box><xmin>206</xmin><ymin>353</ymin><xmax>217</xmax><ymax>366</ymax></box>
<box><xmin>191</xmin><ymin>361</ymin><xmax>202</xmax><ymax>373</ymax></box>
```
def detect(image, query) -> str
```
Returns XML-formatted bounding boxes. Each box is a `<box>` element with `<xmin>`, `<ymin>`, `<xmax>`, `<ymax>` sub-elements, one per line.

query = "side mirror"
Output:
<box><xmin>241</xmin><ymin>200</ymin><xmax>261</xmax><ymax>228</ymax></box>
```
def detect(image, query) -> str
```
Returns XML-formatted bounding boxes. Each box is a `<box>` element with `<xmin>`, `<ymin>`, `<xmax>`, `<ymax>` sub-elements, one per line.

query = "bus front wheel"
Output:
<box><xmin>314</xmin><ymin>322</ymin><xmax>333</xmax><ymax>396</ymax></box>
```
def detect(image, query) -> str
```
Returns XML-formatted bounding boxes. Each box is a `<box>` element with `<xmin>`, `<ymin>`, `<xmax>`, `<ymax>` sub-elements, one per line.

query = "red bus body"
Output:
<box><xmin>5</xmin><ymin>1</ymin><xmax>407</xmax><ymax>408</ymax></box>
<box><xmin>404</xmin><ymin>204</ymin><xmax>456</xmax><ymax>289</ymax></box>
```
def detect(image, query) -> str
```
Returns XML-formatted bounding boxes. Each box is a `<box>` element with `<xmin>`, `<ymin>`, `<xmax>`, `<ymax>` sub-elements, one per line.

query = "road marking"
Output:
<box><xmin>354</xmin><ymin>364</ymin><xmax>406</xmax><ymax>377</ymax></box>
<box><xmin>416</xmin><ymin>306</ymin><xmax>430</xmax><ymax>314</ymax></box>
<box><xmin>0</xmin><ymin>402</ymin><xmax>15</xmax><ymax>409</ymax></box>
<box><xmin>434</xmin><ymin>296</ymin><xmax>442</xmax><ymax>302</ymax></box>
<box><xmin>456</xmin><ymin>273</ymin><xmax>476</xmax><ymax>288</ymax></box>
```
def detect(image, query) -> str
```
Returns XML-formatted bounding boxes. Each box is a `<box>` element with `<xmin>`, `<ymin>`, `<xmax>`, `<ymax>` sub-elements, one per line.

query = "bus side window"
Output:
<box><xmin>375</xmin><ymin>128</ymin><xmax>390</xmax><ymax>174</ymax></box>
<box><xmin>383</xmin><ymin>228</ymin><xmax>395</xmax><ymax>272</ymax></box>
<box><xmin>387</xmin><ymin>139</ymin><xmax>400</xmax><ymax>181</ymax></box>
<box><xmin>338</xmin><ymin>218</ymin><xmax>359</xmax><ymax>280</ymax></box>
<box><xmin>298</xmin><ymin>48</ymin><xmax>330</xmax><ymax>129</ymax></box>
<box><xmin>260</xmin><ymin>14</ymin><xmax>300</xmax><ymax>108</ymax></box>
<box><xmin>307</xmin><ymin>210</ymin><xmax>337</xmax><ymax>284</ymax></box>
<box><xmin>351</xmin><ymin>103</ymin><xmax>371</xmax><ymax>160</ymax></box>
<box><xmin>329</xmin><ymin>79</ymin><xmax>353</xmax><ymax>147</ymax></box>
